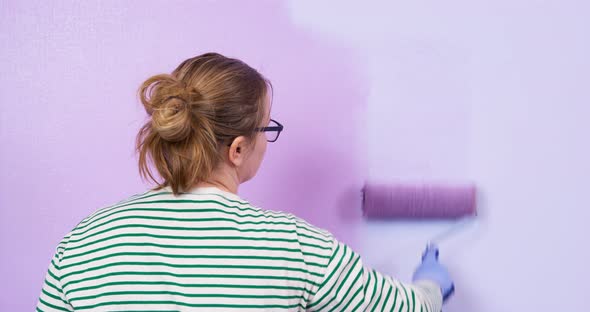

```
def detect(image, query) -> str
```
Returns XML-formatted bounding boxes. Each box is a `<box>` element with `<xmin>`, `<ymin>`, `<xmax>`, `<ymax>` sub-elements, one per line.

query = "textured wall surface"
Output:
<box><xmin>1</xmin><ymin>1</ymin><xmax>589</xmax><ymax>310</ymax></box>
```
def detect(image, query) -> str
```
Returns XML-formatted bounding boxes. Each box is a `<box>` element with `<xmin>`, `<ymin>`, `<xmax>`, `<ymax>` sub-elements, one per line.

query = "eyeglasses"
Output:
<box><xmin>255</xmin><ymin>119</ymin><xmax>283</xmax><ymax>142</ymax></box>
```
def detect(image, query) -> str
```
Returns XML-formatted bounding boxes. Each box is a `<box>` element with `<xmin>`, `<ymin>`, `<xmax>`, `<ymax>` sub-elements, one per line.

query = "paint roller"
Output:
<box><xmin>362</xmin><ymin>182</ymin><xmax>477</xmax><ymax>244</ymax></box>
<box><xmin>362</xmin><ymin>182</ymin><xmax>477</xmax><ymax>219</ymax></box>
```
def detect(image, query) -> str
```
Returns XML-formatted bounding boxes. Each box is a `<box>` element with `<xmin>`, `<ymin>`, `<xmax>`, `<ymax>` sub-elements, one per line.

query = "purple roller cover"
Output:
<box><xmin>362</xmin><ymin>183</ymin><xmax>477</xmax><ymax>219</ymax></box>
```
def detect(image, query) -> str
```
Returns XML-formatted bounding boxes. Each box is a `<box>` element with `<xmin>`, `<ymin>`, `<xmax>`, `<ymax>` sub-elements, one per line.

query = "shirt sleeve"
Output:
<box><xmin>36</xmin><ymin>236</ymin><xmax>74</xmax><ymax>312</ymax></box>
<box><xmin>307</xmin><ymin>240</ymin><xmax>443</xmax><ymax>312</ymax></box>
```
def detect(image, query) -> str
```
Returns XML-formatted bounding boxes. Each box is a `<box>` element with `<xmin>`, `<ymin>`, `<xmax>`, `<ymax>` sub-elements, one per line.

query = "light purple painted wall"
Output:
<box><xmin>2</xmin><ymin>1</ymin><xmax>589</xmax><ymax>311</ymax></box>
<box><xmin>0</xmin><ymin>1</ymin><xmax>366</xmax><ymax>310</ymax></box>
<box><xmin>288</xmin><ymin>1</ymin><xmax>590</xmax><ymax>311</ymax></box>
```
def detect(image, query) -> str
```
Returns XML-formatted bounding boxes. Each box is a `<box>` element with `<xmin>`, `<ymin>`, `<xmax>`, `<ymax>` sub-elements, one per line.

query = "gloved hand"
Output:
<box><xmin>412</xmin><ymin>244</ymin><xmax>455</xmax><ymax>301</ymax></box>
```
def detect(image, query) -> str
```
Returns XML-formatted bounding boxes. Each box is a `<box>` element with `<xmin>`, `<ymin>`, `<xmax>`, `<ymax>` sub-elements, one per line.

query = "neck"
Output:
<box><xmin>195</xmin><ymin>165</ymin><xmax>240</xmax><ymax>194</ymax></box>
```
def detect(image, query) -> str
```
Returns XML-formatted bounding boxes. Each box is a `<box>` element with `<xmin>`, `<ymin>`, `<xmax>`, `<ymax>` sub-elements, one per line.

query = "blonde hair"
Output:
<box><xmin>136</xmin><ymin>53</ymin><xmax>269</xmax><ymax>195</ymax></box>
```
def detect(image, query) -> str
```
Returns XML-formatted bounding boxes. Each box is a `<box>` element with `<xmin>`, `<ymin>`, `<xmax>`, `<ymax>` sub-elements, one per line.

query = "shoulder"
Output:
<box><xmin>255</xmin><ymin>207</ymin><xmax>333</xmax><ymax>241</ymax></box>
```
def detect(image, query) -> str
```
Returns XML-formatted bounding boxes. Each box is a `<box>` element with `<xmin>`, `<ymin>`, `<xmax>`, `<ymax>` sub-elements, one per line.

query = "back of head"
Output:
<box><xmin>136</xmin><ymin>52</ymin><xmax>269</xmax><ymax>195</ymax></box>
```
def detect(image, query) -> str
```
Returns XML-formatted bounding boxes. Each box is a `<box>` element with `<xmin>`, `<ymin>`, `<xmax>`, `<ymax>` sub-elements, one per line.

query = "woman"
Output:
<box><xmin>37</xmin><ymin>53</ymin><xmax>453</xmax><ymax>311</ymax></box>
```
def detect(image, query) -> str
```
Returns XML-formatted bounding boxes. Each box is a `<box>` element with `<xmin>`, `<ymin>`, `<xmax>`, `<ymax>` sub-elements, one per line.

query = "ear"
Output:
<box><xmin>227</xmin><ymin>136</ymin><xmax>248</xmax><ymax>167</ymax></box>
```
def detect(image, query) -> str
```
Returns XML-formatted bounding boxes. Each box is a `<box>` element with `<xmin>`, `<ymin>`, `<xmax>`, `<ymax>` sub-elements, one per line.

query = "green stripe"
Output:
<box><xmin>41</xmin><ymin>288</ymin><xmax>69</xmax><ymax>306</ymax></box>
<box><xmin>72</xmin><ymin>215</ymin><xmax>294</xmax><ymax>236</ymax></box>
<box><xmin>62</xmin><ymin>241</ymin><xmax>329</xmax><ymax>263</ymax></box>
<box><xmin>297</xmin><ymin>218</ymin><xmax>331</xmax><ymax>238</ymax></box>
<box><xmin>341</xmin><ymin>285</ymin><xmax>363</xmax><ymax>312</ymax></box>
<box><xmin>367</xmin><ymin>270</ymin><xmax>379</xmax><ymax>308</ymax></box>
<box><xmin>112</xmin><ymin>310</ymin><xmax>179</xmax><ymax>312</ymax></box>
<box><xmin>307</xmin><ymin>244</ymin><xmax>344</xmax><ymax>308</ymax></box>
<box><xmin>380</xmin><ymin>284</ymin><xmax>393</xmax><ymax>312</ymax></box>
<box><xmin>38</xmin><ymin>297</ymin><xmax>70</xmax><ymax>312</ymax></box>
<box><xmin>60</xmin><ymin>251</ymin><xmax>325</xmax><ymax>270</ymax></box>
<box><xmin>75</xmin><ymin>206</ymin><xmax>294</xmax><ymax>232</ymax></box>
<box><xmin>75</xmin><ymin>215</ymin><xmax>331</xmax><ymax>243</ymax></box>
<box><xmin>47</xmin><ymin>264</ymin><xmax>61</xmax><ymax>282</ymax></box>
<box><xmin>179</xmin><ymin>191</ymin><xmax>250</xmax><ymax>205</ymax></box>
<box><xmin>329</xmin><ymin>256</ymin><xmax>361</xmax><ymax>309</ymax></box>
<box><xmin>61</xmin><ymin>261</ymin><xmax>321</xmax><ymax>281</ymax></box>
<box><xmin>66</xmin><ymin>232</ymin><xmax>299</xmax><ymax>252</ymax></box>
<box><xmin>400</xmin><ymin>283</ymin><xmax>410</xmax><ymax>312</ymax></box>
<box><xmin>315</xmin><ymin>244</ymin><xmax>340</xmax><ymax>287</ymax></box>
<box><xmin>66</xmin><ymin>280</ymin><xmax>311</xmax><ymax>296</ymax></box>
<box><xmin>80</xmin><ymin>191</ymin><xmax>250</xmax><ymax>226</ymax></box>
<box><xmin>72</xmin><ymin>198</ymin><xmax>329</xmax><ymax>240</ymax></box>
<box><xmin>78</xmin><ymin>191</ymin><xmax>166</xmax><ymax>225</ymax></box>
<box><xmin>51</xmin><ymin>258</ymin><xmax>61</xmax><ymax>271</ymax></box>
<box><xmin>329</xmin><ymin>266</ymin><xmax>363</xmax><ymax>312</ymax></box>
<box><xmin>298</xmin><ymin>231</ymin><xmax>331</xmax><ymax>244</ymax></box>
<box><xmin>71</xmin><ymin>214</ymin><xmax>329</xmax><ymax>245</ymax></box>
<box><xmin>313</xmin><ymin>249</ymin><xmax>356</xmax><ymax>310</ymax></box>
<box><xmin>75</xmin><ymin>300</ymin><xmax>303</xmax><ymax>311</ymax></box>
<box><xmin>77</xmin><ymin>197</ymin><xmax>275</xmax><ymax>229</ymax></box>
<box><xmin>124</xmin><ymin>189</ymin><xmax>152</xmax><ymax>200</ymax></box>
<box><xmin>362</xmin><ymin>268</ymin><xmax>372</xmax><ymax>299</ymax></box>
<box><xmin>62</xmin><ymin>270</ymin><xmax>319</xmax><ymax>289</ymax></box>
<box><xmin>391</xmin><ymin>288</ymin><xmax>399</xmax><ymax>312</ymax></box>
<box><xmin>65</xmin><ymin>223</ymin><xmax>295</xmax><ymax>248</ymax></box>
<box><xmin>68</xmin><ymin>222</ymin><xmax>330</xmax><ymax>246</ymax></box>
<box><xmin>398</xmin><ymin>301</ymin><xmax>405</xmax><ymax>312</ymax></box>
<box><xmin>111</xmin><ymin>310</ymin><xmax>179</xmax><ymax>312</ymax></box>
<box><xmin>70</xmin><ymin>290</ymin><xmax>301</xmax><ymax>303</ymax></box>
<box><xmin>66</xmin><ymin>232</ymin><xmax>331</xmax><ymax>254</ymax></box>
<box><xmin>370</xmin><ymin>277</ymin><xmax>386</xmax><ymax>312</ymax></box>
<box><xmin>44</xmin><ymin>280</ymin><xmax>65</xmax><ymax>295</ymax></box>
<box><xmin>351</xmin><ymin>297</ymin><xmax>364</xmax><ymax>312</ymax></box>
<box><xmin>109</xmin><ymin>198</ymin><xmax>258</xmax><ymax>217</ymax></box>
<box><xmin>299</xmin><ymin>241</ymin><xmax>331</xmax><ymax>250</ymax></box>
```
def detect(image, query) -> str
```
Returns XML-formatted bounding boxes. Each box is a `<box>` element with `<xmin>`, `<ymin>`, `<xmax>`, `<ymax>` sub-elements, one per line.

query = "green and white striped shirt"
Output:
<box><xmin>37</xmin><ymin>186</ymin><xmax>442</xmax><ymax>311</ymax></box>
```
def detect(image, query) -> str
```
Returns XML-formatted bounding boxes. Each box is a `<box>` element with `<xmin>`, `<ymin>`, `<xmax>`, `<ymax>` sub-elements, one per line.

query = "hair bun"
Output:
<box><xmin>139</xmin><ymin>74</ymin><xmax>204</xmax><ymax>142</ymax></box>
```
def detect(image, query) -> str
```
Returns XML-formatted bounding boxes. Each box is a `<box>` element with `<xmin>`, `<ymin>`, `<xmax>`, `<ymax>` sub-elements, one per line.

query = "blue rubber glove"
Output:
<box><xmin>412</xmin><ymin>244</ymin><xmax>455</xmax><ymax>301</ymax></box>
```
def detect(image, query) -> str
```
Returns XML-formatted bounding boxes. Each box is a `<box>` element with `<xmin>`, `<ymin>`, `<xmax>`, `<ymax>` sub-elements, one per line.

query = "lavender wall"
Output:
<box><xmin>1</xmin><ymin>1</ymin><xmax>589</xmax><ymax>311</ymax></box>
<box><xmin>0</xmin><ymin>1</ymin><xmax>365</xmax><ymax>310</ymax></box>
<box><xmin>288</xmin><ymin>1</ymin><xmax>590</xmax><ymax>310</ymax></box>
